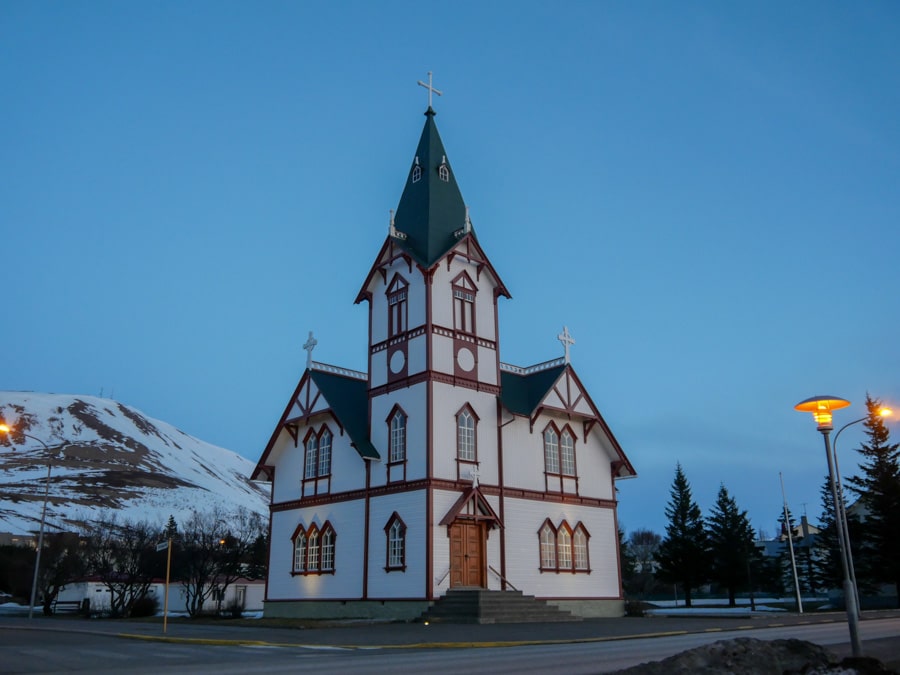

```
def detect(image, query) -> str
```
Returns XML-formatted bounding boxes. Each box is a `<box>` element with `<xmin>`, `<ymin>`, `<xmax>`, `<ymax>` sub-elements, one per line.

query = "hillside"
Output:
<box><xmin>0</xmin><ymin>392</ymin><xmax>269</xmax><ymax>536</ymax></box>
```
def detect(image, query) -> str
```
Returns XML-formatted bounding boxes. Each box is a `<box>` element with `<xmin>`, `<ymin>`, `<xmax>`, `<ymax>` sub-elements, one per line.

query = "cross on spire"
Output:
<box><xmin>557</xmin><ymin>326</ymin><xmax>575</xmax><ymax>364</ymax></box>
<box><xmin>417</xmin><ymin>71</ymin><xmax>442</xmax><ymax>109</ymax></box>
<box><xmin>303</xmin><ymin>331</ymin><xmax>318</xmax><ymax>369</ymax></box>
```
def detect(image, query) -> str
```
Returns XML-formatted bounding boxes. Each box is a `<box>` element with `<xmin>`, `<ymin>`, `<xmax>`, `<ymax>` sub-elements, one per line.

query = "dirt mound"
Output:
<box><xmin>613</xmin><ymin>637</ymin><xmax>898</xmax><ymax>674</ymax></box>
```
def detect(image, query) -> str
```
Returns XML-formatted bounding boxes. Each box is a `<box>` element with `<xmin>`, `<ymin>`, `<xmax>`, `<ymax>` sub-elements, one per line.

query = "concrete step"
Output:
<box><xmin>420</xmin><ymin>589</ymin><xmax>581</xmax><ymax>624</ymax></box>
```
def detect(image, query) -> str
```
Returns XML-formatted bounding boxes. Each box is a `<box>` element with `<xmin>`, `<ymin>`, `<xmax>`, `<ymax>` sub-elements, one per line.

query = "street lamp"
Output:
<box><xmin>832</xmin><ymin>406</ymin><xmax>893</xmax><ymax>617</ymax></box>
<box><xmin>794</xmin><ymin>396</ymin><xmax>862</xmax><ymax>657</ymax></box>
<box><xmin>0</xmin><ymin>423</ymin><xmax>56</xmax><ymax>620</ymax></box>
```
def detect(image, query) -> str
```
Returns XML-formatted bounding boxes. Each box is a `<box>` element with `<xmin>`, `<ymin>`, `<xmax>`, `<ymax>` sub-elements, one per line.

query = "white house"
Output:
<box><xmin>55</xmin><ymin>577</ymin><xmax>264</xmax><ymax>615</ymax></box>
<box><xmin>253</xmin><ymin>94</ymin><xmax>637</xmax><ymax>620</ymax></box>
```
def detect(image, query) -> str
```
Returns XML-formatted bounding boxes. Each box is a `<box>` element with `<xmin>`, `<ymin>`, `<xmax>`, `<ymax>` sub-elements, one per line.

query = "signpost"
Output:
<box><xmin>156</xmin><ymin>539</ymin><xmax>172</xmax><ymax>633</ymax></box>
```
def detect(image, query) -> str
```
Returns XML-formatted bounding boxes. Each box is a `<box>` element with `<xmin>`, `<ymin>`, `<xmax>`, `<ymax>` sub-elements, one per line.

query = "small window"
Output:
<box><xmin>573</xmin><ymin>524</ymin><xmax>590</xmax><ymax>571</ymax></box>
<box><xmin>386</xmin><ymin>275</ymin><xmax>408</xmax><ymax>338</ymax></box>
<box><xmin>457</xmin><ymin>409</ymin><xmax>475</xmax><ymax>461</ymax></box>
<box><xmin>539</xmin><ymin>521</ymin><xmax>556</xmax><ymax>570</ymax></box>
<box><xmin>293</xmin><ymin>531</ymin><xmax>307</xmax><ymax>572</ymax></box>
<box><xmin>412</xmin><ymin>165</ymin><xmax>422</xmax><ymax>183</ymax></box>
<box><xmin>307</xmin><ymin>527</ymin><xmax>320</xmax><ymax>572</ymax></box>
<box><xmin>389</xmin><ymin>409</ymin><xmax>407</xmax><ymax>463</ymax></box>
<box><xmin>543</xmin><ymin>427</ymin><xmax>559</xmax><ymax>474</ymax></box>
<box><xmin>318</xmin><ymin>429</ymin><xmax>332</xmax><ymax>476</ymax></box>
<box><xmin>451</xmin><ymin>273</ymin><xmax>477</xmax><ymax>334</ymax></box>
<box><xmin>439</xmin><ymin>161</ymin><xmax>449</xmax><ymax>182</ymax></box>
<box><xmin>321</xmin><ymin>525</ymin><xmax>335</xmax><ymax>572</ymax></box>
<box><xmin>385</xmin><ymin>512</ymin><xmax>407</xmax><ymax>571</ymax></box>
<box><xmin>304</xmin><ymin>434</ymin><xmax>318</xmax><ymax>479</ymax></box>
<box><xmin>558</xmin><ymin>525</ymin><xmax>573</xmax><ymax>570</ymax></box>
<box><xmin>560</xmin><ymin>429</ymin><xmax>575</xmax><ymax>476</ymax></box>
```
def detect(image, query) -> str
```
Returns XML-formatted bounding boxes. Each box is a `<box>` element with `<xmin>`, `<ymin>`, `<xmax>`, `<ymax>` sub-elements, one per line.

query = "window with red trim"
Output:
<box><xmin>538</xmin><ymin>519</ymin><xmax>591</xmax><ymax>574</ymax></box>
<box><xmin>291</xmin><ymin>521</ymin><xmax>337</xmax><ymax>576</ymax></box>
<box><xmin>387</xmin><ymin>275</ymin><xmax>408</xmax><ymax>338</ymax></box>
<box><xmin>451</xmin><ymin>272</ymin><xmax>477</xmax><ymax>334</ymax></box>
<box><xmin>385</xmin><ymin>512</ymin><xmax>407</xmax><ymax>572</ymax></box>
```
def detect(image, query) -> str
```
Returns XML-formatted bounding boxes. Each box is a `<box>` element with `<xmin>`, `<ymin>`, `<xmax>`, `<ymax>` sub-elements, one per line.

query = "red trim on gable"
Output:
<box><xmin>253</xmin><ymin>370</ymin><xmax>311</xmax><ymax>480</ymax></box>
<box><xmin>438</xmin><ymin>486</ymin><xmax>503</xmax><ymax>528</ymax></box>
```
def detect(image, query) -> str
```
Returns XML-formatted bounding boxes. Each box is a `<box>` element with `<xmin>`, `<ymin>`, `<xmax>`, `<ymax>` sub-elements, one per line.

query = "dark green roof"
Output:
<box><xmin>393</xmin><ymin>108</ymin><xmax>469</xmax><ymax>267</ymax></box>
<box><xmin>310</xmin><ymin>370</ymin><xmax>380</xmax><ymax>460</ymax></box>
<box><xmin>500</xmin><ymin>365</ymin><xmax>567</xmax><ymax>416</ymax></box>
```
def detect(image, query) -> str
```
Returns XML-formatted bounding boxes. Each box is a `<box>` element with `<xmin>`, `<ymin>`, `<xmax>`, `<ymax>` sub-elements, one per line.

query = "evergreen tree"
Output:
<box><xmin>165</xmin><ymin>515</ymin><xmax>178</xmax><ymax>540</ymax></box>
<box><xmin>813</xmin><ymin>475</ymin><xmax>867</xmax><ymax>595</ymax></box>
<box><xmin>655</xmin><ymin>463</ymin><xmax>709</xmax><ymax>607</ymax></box>
<box><xmin>707</xmin><ymin>484</ymin><xmax>757</xmax><ymax>607</ymax></box>
<box><xmin>846</xmin><ymin>394</ymin><xmax>900</xmax><ymax>606</ymax></box>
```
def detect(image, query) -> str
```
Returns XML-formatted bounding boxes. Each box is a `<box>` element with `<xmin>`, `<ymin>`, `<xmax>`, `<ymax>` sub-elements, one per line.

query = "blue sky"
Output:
<box><xmin>3</xmin><ymin>2</ymin><xmax>899</xmax><ymax>537</ymax></box>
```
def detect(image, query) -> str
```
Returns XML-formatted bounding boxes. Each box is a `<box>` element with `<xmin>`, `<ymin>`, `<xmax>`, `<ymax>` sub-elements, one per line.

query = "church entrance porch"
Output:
<box><xmin>448</xmin><ymin>520</ymin><xmax>485</xmax><ymax>588</ymax></box>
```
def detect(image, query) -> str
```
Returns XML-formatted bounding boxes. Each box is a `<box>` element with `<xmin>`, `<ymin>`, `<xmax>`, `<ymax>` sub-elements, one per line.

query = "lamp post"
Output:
<box><xmin>831</xmin><ymin>407</ymin><xmax>892</xmax><ymax>618</ymax></box>
<box><xmin>794</xmin><ymin>396</ymin><xmax>862</xmax><ymax>657</ymax></box>
<box><xmin>0</xmin><ymin>423</ymin><xmax>55</xmax><ymax>619</ymax></box>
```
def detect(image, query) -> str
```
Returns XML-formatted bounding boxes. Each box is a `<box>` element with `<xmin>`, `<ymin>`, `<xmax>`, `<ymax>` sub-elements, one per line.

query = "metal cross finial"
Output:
<box><xmin>417</xmin><ymin>71</ymin><xmax>442</xmax><ymax>109</ymax></box>
<box><xmin>557</xmin><ymin>326</ymin><xmax>575</xmax><ymax>364</ymax></box>
<box><xmin>303</xmin><ymin>331</ymin><xmax>318</xmax><ymax>369</ymax></box>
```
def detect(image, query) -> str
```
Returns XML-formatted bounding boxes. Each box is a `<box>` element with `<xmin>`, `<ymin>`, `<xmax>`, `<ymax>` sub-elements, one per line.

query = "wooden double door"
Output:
<box><xmin>448</xmin><ymin>520</ymin><xmax>486</xmax><ymax>588</ymax></box>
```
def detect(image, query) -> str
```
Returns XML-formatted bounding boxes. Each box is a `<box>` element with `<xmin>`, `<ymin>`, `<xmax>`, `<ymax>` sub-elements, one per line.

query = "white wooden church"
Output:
<box><xmin>253</xmin><ymin>83</ymin><xmax>636</xmax><ymax>619</ymax></box>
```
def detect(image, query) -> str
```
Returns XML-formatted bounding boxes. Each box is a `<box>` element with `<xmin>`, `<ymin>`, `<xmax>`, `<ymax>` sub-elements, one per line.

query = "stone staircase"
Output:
<box><xmin>419</xmin><ymin>589</ymin><xmax>581</xmax><ymax>624</ymax></box>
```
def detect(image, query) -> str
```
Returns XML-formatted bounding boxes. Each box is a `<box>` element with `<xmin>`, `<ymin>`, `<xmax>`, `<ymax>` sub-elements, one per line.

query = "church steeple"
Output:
<box><xmin>392</xmin><ymin>107</ymin><xmax>469</xmax><ymax>267</ymax></box>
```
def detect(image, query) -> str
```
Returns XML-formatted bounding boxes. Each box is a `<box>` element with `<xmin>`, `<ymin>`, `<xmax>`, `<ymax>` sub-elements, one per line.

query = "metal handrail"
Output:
<box><xmin>489</xmin><ymin>565</ymin><xmax>518</xmax><ymax>592</ymax></box>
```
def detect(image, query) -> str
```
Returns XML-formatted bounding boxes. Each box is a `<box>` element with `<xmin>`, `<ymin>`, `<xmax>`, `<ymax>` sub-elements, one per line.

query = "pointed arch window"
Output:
<box><xmin>303</xmin><ymin>432</ymin><xmax>318</xmax><ymax>480</ymax></box>
<box><xmin>412</xmin><ymin>165</ymin><xmax>422</xmax><ymax>183</ymax></box>
<box><xmin>291</xmin><ymin>521</ymin><xmax>336</xmax><ymax>576</ymax></box>
<box><xmin>387</xmin><ymin>275</ymin><xmax>408</xmax><ymax>338</ymax></box>
<box><xmin>293</xmin><ymin>530</ymin><xmax>307</xmax><ymax>573</ymax></box>
<box><xmin>438</xmin><ymin>156</ymin><xmax>449</xmax><ymax>182</ymax></box>
<box><xmin>557</xmin><ymin>522</ymin><xmax>573</xmax><ymax>570</ymax></box>
<box><xmin>385</xmin><ymin>512</ymin><xmax>407</xmax><ymax>572</ymax></box>
<box><xmin>456</xmin><ymin>405</ymin><xmax>477</xmax><ymax>462</ymax></box>
<box><xmin>306</xmin><ymin>525</ymin><xmax>320</xmax><ymax>572</ymax></box>
<box><xmin>543</xmin><ymin>426</ymin><xmax>559</xmax><ymax>475</ymax></box>
<box><xmin>388</xmin><ymin>407</ymin><xmax>407</xmax><ymax>464</ymax></box>
<box><xmin>537</xmin><ymin>519</ymin><xmax>590</xmax><ymax>574</ymax></box>
<box><xmin>317</xmin><ymin>428</ymin><xmax>332</xmax><ymax>477</ymax></box>
<box><xmin>560</xmin><ymin>428</ymin><xmax>575</xmax><ymax>476</ymax></box>
<box><xmin>573</xmin><ymin>523</ymin><xmax>590</xmax><ymax>571</ymax></box>
<box><xmin>539</xmin><ymin>520</ymin><xmax>557</xmax><ymax>570</ymax></box>
<box><xmin>451</xmin><ymin>272</ymin><xmax>477</xmax><ymax>335</ymax></box>
<box><xmin>303</xmin><ymin>425</ymin><xmax>333</xmax><ymax>482</ymax></box>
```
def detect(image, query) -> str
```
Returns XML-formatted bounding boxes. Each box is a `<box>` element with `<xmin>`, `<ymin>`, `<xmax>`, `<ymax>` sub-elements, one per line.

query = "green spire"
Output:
<box><xmin>392</xmin><ymin>108</ymin><xmax>469</xmax><ymax>267</ymax></box>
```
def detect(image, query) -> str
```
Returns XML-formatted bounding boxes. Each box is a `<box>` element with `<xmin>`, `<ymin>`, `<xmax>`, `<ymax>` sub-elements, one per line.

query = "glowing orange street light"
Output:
<box><xmin>794</xmin><ymin>395</ymin><xmax>860</xmax><ymax>657</ymax></box>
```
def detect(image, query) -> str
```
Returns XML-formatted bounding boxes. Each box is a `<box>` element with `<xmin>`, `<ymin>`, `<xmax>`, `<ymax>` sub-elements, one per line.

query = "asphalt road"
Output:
<box><xmin>1</xmin><ymin>612</ymin><xmax>899</xmax><ymax>674</ymax></box>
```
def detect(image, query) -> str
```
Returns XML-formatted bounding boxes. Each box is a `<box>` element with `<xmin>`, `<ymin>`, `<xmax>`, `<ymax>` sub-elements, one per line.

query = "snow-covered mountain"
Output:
<box><xmin>0</xmin><ymin>392</ymin><xmax>269</xmax><ymax>536</ymax></box>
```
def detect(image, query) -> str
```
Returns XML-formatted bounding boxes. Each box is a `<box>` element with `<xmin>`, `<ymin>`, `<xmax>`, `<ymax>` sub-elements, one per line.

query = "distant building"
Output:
<box><xmin>55</xmin><ymin>577</ymin><xmax>264</xmax><ymax>615</ymax></box>
<box><xmin>253</xmin><ymin>92</ymin><xmax>636</xmax><ymax>620</ymax></box>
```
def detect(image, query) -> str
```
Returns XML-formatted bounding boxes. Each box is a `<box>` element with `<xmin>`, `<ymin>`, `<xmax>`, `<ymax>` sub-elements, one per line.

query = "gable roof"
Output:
<box><xmin>500</xmin><ymin>362</ymin><xmax>636</xmax><ymax>479</ymax></box>
<box><xmin>392</xmin><ymin>108</ymin><xmax>469</xmax><ymax>267</ymax></box>
<box><xmin>252</xmin><ymin>366</ymin><xmax>378</xmax><ymax>480</ymax></box>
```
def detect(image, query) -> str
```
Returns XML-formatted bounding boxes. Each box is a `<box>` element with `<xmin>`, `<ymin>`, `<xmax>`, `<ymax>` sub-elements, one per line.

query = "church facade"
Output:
<box><xmin>252</xmin><ymin>94</ymin><xmax>636</xmax><ymax>619</ymax></box>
